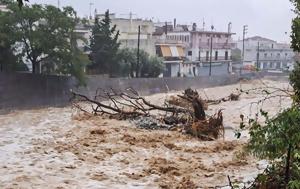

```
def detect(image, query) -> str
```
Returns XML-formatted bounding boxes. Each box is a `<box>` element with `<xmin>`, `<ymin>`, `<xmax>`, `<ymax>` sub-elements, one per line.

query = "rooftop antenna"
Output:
<box><xmin>202</xmin><ymin>18</ymin><xmax>205</xmax><ymax>31</ymax></box>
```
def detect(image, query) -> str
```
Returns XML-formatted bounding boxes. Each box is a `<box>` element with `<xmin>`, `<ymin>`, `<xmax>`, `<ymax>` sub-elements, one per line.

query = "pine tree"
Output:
<box><xmin>89</xmin><ymin>10</ymin><xmax>120</xmax><ymax>76</ymax></box>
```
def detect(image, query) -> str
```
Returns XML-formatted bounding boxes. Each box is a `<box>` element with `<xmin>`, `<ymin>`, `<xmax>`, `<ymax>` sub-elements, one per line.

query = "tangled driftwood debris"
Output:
<box><xmin>168</xmin><ymin>88</ymin><xmax>240</xmax><ymax>108</ymax></box>
<box><xmin>71</xmin><ymin>87</ymin><xmax>237</xmax><ymax>140</ymax></box>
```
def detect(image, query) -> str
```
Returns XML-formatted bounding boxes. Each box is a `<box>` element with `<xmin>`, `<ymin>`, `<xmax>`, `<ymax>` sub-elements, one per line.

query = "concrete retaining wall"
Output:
<box><xmin>0</xmin><ymin>73</ymin><xmax>73</xmax><ymax>111</ymax></box>
<box><xmin>0</xmin><ymin>72</ymin><xmax>289</xmax><ymax>111</ymax></box>
<box><xmin>76</xmin><ymin>74</ymin><xmax>240</xmax><ymax>98</ymax></box>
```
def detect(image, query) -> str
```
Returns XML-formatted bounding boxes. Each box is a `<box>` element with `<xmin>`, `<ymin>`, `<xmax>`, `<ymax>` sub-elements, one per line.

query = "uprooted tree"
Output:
<box><xmin>71</xmin><ymin>88</ymin><xmax>240</xmax><ymax>140</ymax></box>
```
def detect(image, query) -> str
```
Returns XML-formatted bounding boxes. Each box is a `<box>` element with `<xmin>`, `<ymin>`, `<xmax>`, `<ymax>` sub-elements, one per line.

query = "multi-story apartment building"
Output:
<box><xmin>95</xmin><ymin>13</ymin><xmax>156</xmax><ymax>56</ymax></box>
<box><xmin>237</xmin><ymin>36</ymin><xmax>295</xmax><ymax>71</ymax></box>
<box><xmin>165</xmin><ymin>24</ymin><xmax>235</xmax><ymax>64</ymax></box>
<box><xmin>75</xmin><ymin>13</ymin><xmax>156</xmax><ymax>56</ymax></box>
<box><xmin>154</xmin><ymin>23</ymin><xmax>235</xmax><ymax>77</ymax></box>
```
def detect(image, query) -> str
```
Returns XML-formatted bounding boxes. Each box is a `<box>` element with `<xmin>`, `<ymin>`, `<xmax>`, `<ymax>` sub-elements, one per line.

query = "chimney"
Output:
<box><xmin>192</xmin><ymin>23</ymin><xmax>197</xmax><ymax>31</ymax></box>
<box><xmin>174</xmin><ymin>18</ymin><xmax>176</xmax><ymax>29</ymax></box>
<box><xmin>228</xmin><ymin>22</ymin><xmax>232</xmax><ymax>33</ymax></box>
<box><xmin>193</xmin><ymin>23</ymin><xmax>197</xmax><ymax>31</ymax></box>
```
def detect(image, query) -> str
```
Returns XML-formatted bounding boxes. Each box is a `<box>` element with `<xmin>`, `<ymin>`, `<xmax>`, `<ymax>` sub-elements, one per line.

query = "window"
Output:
<box><xmin>277</xmin><ymin>53</ymin><xmax>281</xmax><ymax>58</ymax></box>
<box><xmin>215</xmin><ymin>51</ymin><xmax>218</xmax><ymax>60</ymax></box>
<box><xmin>156</xmin><ymin>46</ymin><xmax>162</xmax><ymax>57</ymax></box>
<box><xmin>263</xmin><ymin>62</ymin><xmax>267</xmax><ymax>69</ymax></box>
<box><xmin>225</xmin><ymin>51</ymin><xmax>228</xmax><ymax>60</ymax></box>
<box><xmin>264</xmin><ymin>53</ymin><xmax>267</xmax><ymax>58</ymax></box>
<box><xmin>206</xmin><ymin>51</ymin><xmax>209</xmax><ymax>61</ymax></box>
<box><xmin>188</xmin><ymin>51</ymin><xmax>192</xmax><ymax>56</ymax></box>
<box><xmin>272</xmin><ymin>44</ymin><xmax>274</xmax><ymax>49</ymax></box>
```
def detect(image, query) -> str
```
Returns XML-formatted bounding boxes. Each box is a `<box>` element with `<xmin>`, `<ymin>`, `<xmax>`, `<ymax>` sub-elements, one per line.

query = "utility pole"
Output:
<box><xmin>165</xmin><ymin>21</ymin><xmax>168</xmax><ymax>35</ymax></box>
<box><xmin>57</xmin><ymin>0</ymin><xmax>60</xmax><ymax>9</ymax></box>
<box><xmin>242</xmin><ymin>26</ymin><xmax>248</xmax><ymax>60</ymax></box>
<box><xmin>242</xmin><ymin>25</ymin><xmax>248</xmax><ymax>74</ymax></box>
<box><xmin>137</xmin><ymin>25</ymin><xmax>141</xmax><ymax>78</ymax></box>
<box><xmin>256</xmin><ymin>41</ymin><xmax>260</xmax><ymax>70</ymax></box>
<box><xmin>89</xmin><ymin>3</ymin><xmax>94</xmax><ymax>20</ymax></box>
<box><xmin>209</xmin><ymin>35</ymin><xmax>213</xmax><ymax>76</ymax></box>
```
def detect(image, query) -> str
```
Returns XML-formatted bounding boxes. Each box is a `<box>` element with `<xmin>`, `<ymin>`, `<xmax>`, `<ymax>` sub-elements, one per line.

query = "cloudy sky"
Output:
<box><xmin>29</xmin><ymin>0</ymin><xmax>295</xmax><ymax>43</ymax></box>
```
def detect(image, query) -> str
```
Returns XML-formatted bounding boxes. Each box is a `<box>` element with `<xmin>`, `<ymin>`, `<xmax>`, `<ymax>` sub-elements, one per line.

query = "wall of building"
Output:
<box><xmin>120</xmin><ymin>33</ymin><xmax>156</xmax><ymax>56</ymax></box>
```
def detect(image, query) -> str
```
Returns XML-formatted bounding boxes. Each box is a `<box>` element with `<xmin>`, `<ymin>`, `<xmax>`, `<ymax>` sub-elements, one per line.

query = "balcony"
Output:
<box><xmin>198</xmin><ymin>42</ymin><xmax>236</xmax><ymax>49</ymax></box>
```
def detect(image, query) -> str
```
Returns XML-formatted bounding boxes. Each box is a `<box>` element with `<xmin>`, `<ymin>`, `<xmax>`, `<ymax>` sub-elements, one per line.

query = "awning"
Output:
<box><xmin>177</xmin><ymin>46</ymin><xmax>185</xmax><ymax>57</ymax></box>
<box><xmin>170</xmin><ymin>46</ymin><xmax>179</xmax><ymax>57</ymax></box>
<box><xmin>161</xmin><ymin>46</ymin><xmax>172</xmax><ymax>57</ymax></box>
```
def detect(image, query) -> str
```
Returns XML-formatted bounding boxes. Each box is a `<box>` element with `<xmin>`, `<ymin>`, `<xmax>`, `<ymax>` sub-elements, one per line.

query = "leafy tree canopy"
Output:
<box><xmin>0</xmin><ymin>1</ymin><xmax>88</xmax><ymax>84</ymax></box>
<box><xmin>291</xmin><ymin>0</ymin><xmax>300</xmax><ymax>104</ymax></box>
<box><xmin>88</xmin><ymin>10</ymin><xmax>120</xmax><ymax>76</ymax></box>
<box><xmin>118</xmin><ymin>48</ymin><xmax>164</xmax><ymax>78</ymax></box>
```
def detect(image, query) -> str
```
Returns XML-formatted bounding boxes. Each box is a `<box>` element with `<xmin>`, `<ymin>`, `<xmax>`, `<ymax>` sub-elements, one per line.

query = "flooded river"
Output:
<box><xmin>0</xmin><ymin>79</ymin><xmax>291</xmax><ymax>189</ymax></box>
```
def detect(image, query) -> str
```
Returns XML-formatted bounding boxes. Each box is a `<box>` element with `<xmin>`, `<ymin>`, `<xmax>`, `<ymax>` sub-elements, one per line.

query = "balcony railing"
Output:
<box><xmin>194</xmin><ymin>56</ymin><xmax>233</xmax><ymax>62</ymax></box>
<box><xmin>198</xmin><ymin>42</ymin><xmax>235</xmax><ymax>49</ymax></box>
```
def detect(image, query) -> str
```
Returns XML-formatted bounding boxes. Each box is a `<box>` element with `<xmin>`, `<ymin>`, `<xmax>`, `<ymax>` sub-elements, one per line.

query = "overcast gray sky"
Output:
<box><xmin>29</xmin><ymin>0</ymin><xmax>295</xmax><ymax>43</ymax></box>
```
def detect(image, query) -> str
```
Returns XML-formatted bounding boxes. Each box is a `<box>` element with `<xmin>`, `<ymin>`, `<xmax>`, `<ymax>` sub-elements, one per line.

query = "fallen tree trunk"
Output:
<box><xmin>71</xmin><ymin>88</ymin><xmax>193</xmax><ymax>119</ymax></box>
<box><xmin>71</xmin><ymin>87</ymin><xmax>225</xmax><ymax>140</ymax></box>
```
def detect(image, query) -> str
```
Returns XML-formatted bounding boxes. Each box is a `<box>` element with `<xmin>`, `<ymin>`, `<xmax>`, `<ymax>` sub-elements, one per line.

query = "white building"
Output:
<box><xmin>95</xmin><ymin>13</ymin><xmax>156</xmax><ymax>55</ymax></box>
<box><xmin>75</xmin><ymin>13</ymin><xmax>156</xmax><ymax>56</ymax></box>
<box><xmin>237</xmin><ymin>36</ymin><xmax>295</xmax><ymax>71</ymax></box>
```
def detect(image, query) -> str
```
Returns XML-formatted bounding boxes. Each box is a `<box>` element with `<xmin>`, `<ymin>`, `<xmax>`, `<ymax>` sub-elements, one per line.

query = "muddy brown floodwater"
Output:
<box><xmin>0</xmin><ymin>79</ymin><xmax>292</xmax><ymax>189</ymax></box>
